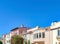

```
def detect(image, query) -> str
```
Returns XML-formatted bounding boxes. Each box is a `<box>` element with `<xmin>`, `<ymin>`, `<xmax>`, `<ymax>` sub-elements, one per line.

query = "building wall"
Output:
<box><xmin>5</xmin><ymin>33</ymin><xmax>11</xmax><ymax>44</ymax></box>
<box><xmin>49</xmin><ymin>30</ymin><xmax>53</xmax><ymax>44</ymax></box>
<box><xmin>11</xmin><ymin>28</ymin><xmax>28</xmax><ymax>37</ymax></box>
<box><xmin>19</xmin><ymin>28</ymin><xmax>27</xmax><ymax>35</ymax></box>
<box><xmin>53</xmin><ymin>29</ymin><xmax>58</xmax><ymax>44</ymax></box>
<box><xmin>11</xmin><ymin>29</ymin><xmax>19</xmax><ymax>36</ymax></box>
<box><xmin>51</xmin><ymin>29</ymin><xmax>60</xmax><ymax>44</ymax></box>
<box><xmin>45</xmin><ymin>31</ymin><xmax>50</xmax><ymax>44</ymax></box>
<box><xmin>26</xmin><ymin>26</ymin><xmax>40</xmax><ymax>44</ymax></box>
<box><xmin>31</xmin><ymin>29</ymin><xmax>45</xmax><ymax>43</ymax></box>
<box><xmin>50</xmin><ymin>21</ymin><xmax>60</xmax><ymax>44</ymax></box>
<box><xmin>27</xmin><ymin>26</ymin><xmax>39</xmax><ymax>39</ymax></box>
<box><xmin>27</xmin><ymin>26</ymin><xmax>50</xmax><ymax>44</ymax></box>
<box><xmin>2</xmin><ymin>34</ymin><xmax>6</xmax><ymax>44</ymax></box>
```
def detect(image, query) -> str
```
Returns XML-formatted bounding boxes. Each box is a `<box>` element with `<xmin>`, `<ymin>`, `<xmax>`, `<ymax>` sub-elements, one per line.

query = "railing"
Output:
<box><xmin>56</xmin><ymin>36</ymin><xmax>60</xmax><ymax>41</ymax></box>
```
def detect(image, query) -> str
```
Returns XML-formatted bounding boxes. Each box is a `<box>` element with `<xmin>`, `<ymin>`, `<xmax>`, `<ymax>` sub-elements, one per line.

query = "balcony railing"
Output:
<box><xmin>56</xmin><ymin>36</ymin><xmax>60</xmax><ymax>41</ymax></box>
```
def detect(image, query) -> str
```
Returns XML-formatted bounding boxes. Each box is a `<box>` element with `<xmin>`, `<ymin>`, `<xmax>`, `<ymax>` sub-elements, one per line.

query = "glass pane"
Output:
<box><xmin>58</xmin><ymin>30</ymin><xmax>60</xmax><ymax>36</ymax></box>
<box><xmin>34</xmin><ymin>33</ymin><xmax>38</xmax><ymax>39</ymax></box>
<box><xmin>42</xmin><ymin>32</ymin><xmax>45</xmax><ymax>38</ymax></box>
<box><xmin>39</xmin><ymin>33</ymin><xmax>41</xmax><ymax>38</ymax></box>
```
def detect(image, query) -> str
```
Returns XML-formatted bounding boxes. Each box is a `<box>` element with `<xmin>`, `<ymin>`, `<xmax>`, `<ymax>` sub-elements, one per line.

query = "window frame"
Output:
<box><xmin>58</xmin><ymin>30</ymin><xmax>60</xmax><ymax>36</ymax></box>
<box><xmin>42</xmin><ymin>32</ymin><xmax>45</xmax><ymax>38</ymax></box>
<box><xmin>33</xmin><ymin>33</ymin><xmax>38</xmax><ymax>39</ymax></box>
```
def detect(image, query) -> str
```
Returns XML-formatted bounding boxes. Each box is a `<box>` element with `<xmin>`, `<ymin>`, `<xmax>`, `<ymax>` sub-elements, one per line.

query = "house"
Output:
<box><xmin>11</xmin><ymin>25</ymin><xmax>29</xmax><ymax>36</ymax></box>
<box><xmin>11</xmin><ymin>27</ymin><xmax>19</xmax><ymax>36</ymax></box>
<box><xmin>50</xmin><ymin>21</ymin><xmax>60</xmax><ymax>44</ymax></box>
<box><xmin>2</xmin><ymin>34</ymin><xmax>6</xmax><ymax>44</ymax></box>
<box><xmin>24</xmin><ymin>26</ymin><xmax>50</xmax><ymax>44</ymax></box>
<box><xmin>2</xmin><ymin>33</ymin><xmax>11</xmax><ymax>44</ymax></box>
<box><xmin>5</xmin><ymin>33</ymin><xmax>11</xmax><ymax>44</ymax></box>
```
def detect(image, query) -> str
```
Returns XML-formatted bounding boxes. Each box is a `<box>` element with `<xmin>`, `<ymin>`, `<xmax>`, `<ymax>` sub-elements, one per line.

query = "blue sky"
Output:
<box><xmin>0</xmin><ymin>0</ymin><xmax>60</xmax><ymax>37</ymax></box>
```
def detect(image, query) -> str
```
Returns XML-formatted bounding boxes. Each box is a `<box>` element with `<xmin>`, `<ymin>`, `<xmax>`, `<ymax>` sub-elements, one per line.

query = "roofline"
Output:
<box><xmin>11</xmin><ymin>27</ymin><xmax>30</xmax><ymax>31</ymax></box>
<box><xmin>11</xmin><ymin>27</ymin><xmax>19</xmax><ymax>31</ymax></box>
<box><xmin>50</xmin><ymin>27</ymin><xmax>60</xmax><ymax>30</ymax></box>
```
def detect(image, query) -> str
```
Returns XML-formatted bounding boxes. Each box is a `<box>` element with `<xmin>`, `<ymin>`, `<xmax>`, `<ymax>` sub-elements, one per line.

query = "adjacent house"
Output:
<box><xmin>11</xmin><ymin>25</ymin><xmax>29</xmax><ymax>36</ymax></box>
<box><xmin>2</xmin><ymin>33</ymin><xmax>11</xmax><ymax>44</ymax></box>
<box><xmin>11</xmin><ymin>27</ymin><xmax>19</xmax><ymax>36</ymax></box>
<box><xmin>50</xmin><ymin>21</ymin><xmax>60</xmax><ymax>44</ymax></box>
<box><xmin>2</xmin><ymin>34</ymin><xmax>6</xmax><ymax>44</ymax></box>
<box><xmin>5</xmin><ymin>33</ymin><xmax>11</xmax><ymax>44</ymax></box>
<box><xmin>24</xmin><ymin>26</ymin><xmax>50</xmax><ymax>44</ymax></box>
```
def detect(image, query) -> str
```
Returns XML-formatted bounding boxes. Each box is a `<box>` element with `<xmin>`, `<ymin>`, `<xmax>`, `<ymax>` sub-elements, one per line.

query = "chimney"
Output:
<box><xmin>20</xmin><ymin>24</ymin><xmax>24</xmax><ymax>27</ymax></box>
<box><xmin>36</xmin><ymin>26</ymin><xmax>39</xmax><ymax>28</ymax></box>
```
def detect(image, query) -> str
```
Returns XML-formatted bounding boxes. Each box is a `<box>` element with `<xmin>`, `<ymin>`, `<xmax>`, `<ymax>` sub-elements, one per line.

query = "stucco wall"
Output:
<box><xmin>52</xmin><ymin>29</ymin><xmax>59</xmax><ymax>44</ymax></box>
<box><xmin>29</xmin><ymin>28</ymin><xmax>50</xmax><ymax>44</ymax></box>
<box><xmin>45</xmin><ymin>31</ymin><xmax>50</xmax><ymax>44</ymax></box>
<box><xmin>5</xmin><ymin>33</ymin><xmax>11</xmax><ymax>44</ymax></box>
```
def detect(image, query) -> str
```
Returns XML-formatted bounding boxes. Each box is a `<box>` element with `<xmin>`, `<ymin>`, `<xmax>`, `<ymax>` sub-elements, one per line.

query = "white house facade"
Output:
<box><xmin>5</xmin><ymin>33</ymin><xmax>11</xmax><ymax>44</ymax></box>
<box><xmin>50</xmin><ymin>21</ymin><xmax>60</xmax><ymax>44</ymax></box>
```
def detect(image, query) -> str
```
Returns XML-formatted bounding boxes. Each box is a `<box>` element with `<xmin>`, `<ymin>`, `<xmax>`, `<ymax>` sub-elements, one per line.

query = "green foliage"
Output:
<box><xmin>28</xmin><ymin>40</ymin><xmax>30</xmax><ymax>44</ymax></box>
<box><xmin>0</xmin><ymin>41</ymin><xmax>2</xmax><ymax>44</ymax></box>
<box><xmin>11</xmin><ymin>35</ymin><xmax>24</xmax><ymax>44</ymax></box>
<box><xmin>24</xmin><ymin>41</ymin><xmax>27</xmax><ymax>44</ymax></box>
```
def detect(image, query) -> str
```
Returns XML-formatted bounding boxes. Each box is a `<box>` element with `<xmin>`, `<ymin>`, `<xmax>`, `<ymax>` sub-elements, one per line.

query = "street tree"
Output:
<box><xmin>11</xmin><ymin>35</ymin><xmax>24</xmax><ymax>44</ymax></box>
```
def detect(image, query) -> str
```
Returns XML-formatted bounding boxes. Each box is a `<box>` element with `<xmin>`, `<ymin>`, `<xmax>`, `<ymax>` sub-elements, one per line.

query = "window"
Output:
<box><xmin>34</xmin><ymin>33</ymin><xmax>38</xmax><ymax>39</ymax></box>
<box><xmin>42</xmin><ymin>32</ymin><xmax>45</xmax><ymax>38</ymax></box>
<box><xmin>21</xmin><ymin>31</ymin><xmax>25</xmax><ymax>34</ymax></box>
<box><xmin>58</xmin><ymin>30</ymin><xmax>60</xmax><ymax>36</ymax></box>
<box><xmin>7</xmin><ymin>40</ymin><xmax>10</xmax><ymax>43</ymax></box>
<box><xmin>39</xmin><ymin>33</ymin><xmax>41</xmax><ymax>38</ymax></box>
<box><xmin>14</xmin><ymin>32</ymin><xmax>17</xmax><ymax>35</ymax></box>
<box><xmin>21</xmin><ymin>31</ymin><xmax>23</xmax><ymax>33</ymax></box>
<box><xmin>56</xmin><ymin>42</ymin><xmax>57</xmax><ymax>44</ymax></box>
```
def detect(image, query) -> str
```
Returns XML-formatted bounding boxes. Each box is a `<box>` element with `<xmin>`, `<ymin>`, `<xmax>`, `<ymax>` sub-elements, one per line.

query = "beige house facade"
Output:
<box><xmin>25</xmin><ymin>21</ymin><xmax>60</xmax><ymax>44</ymax></box>
<box><xmin>26</xmin><ymin>26</ymin><xmax>51</xmax><ymax>44</ymax></box>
